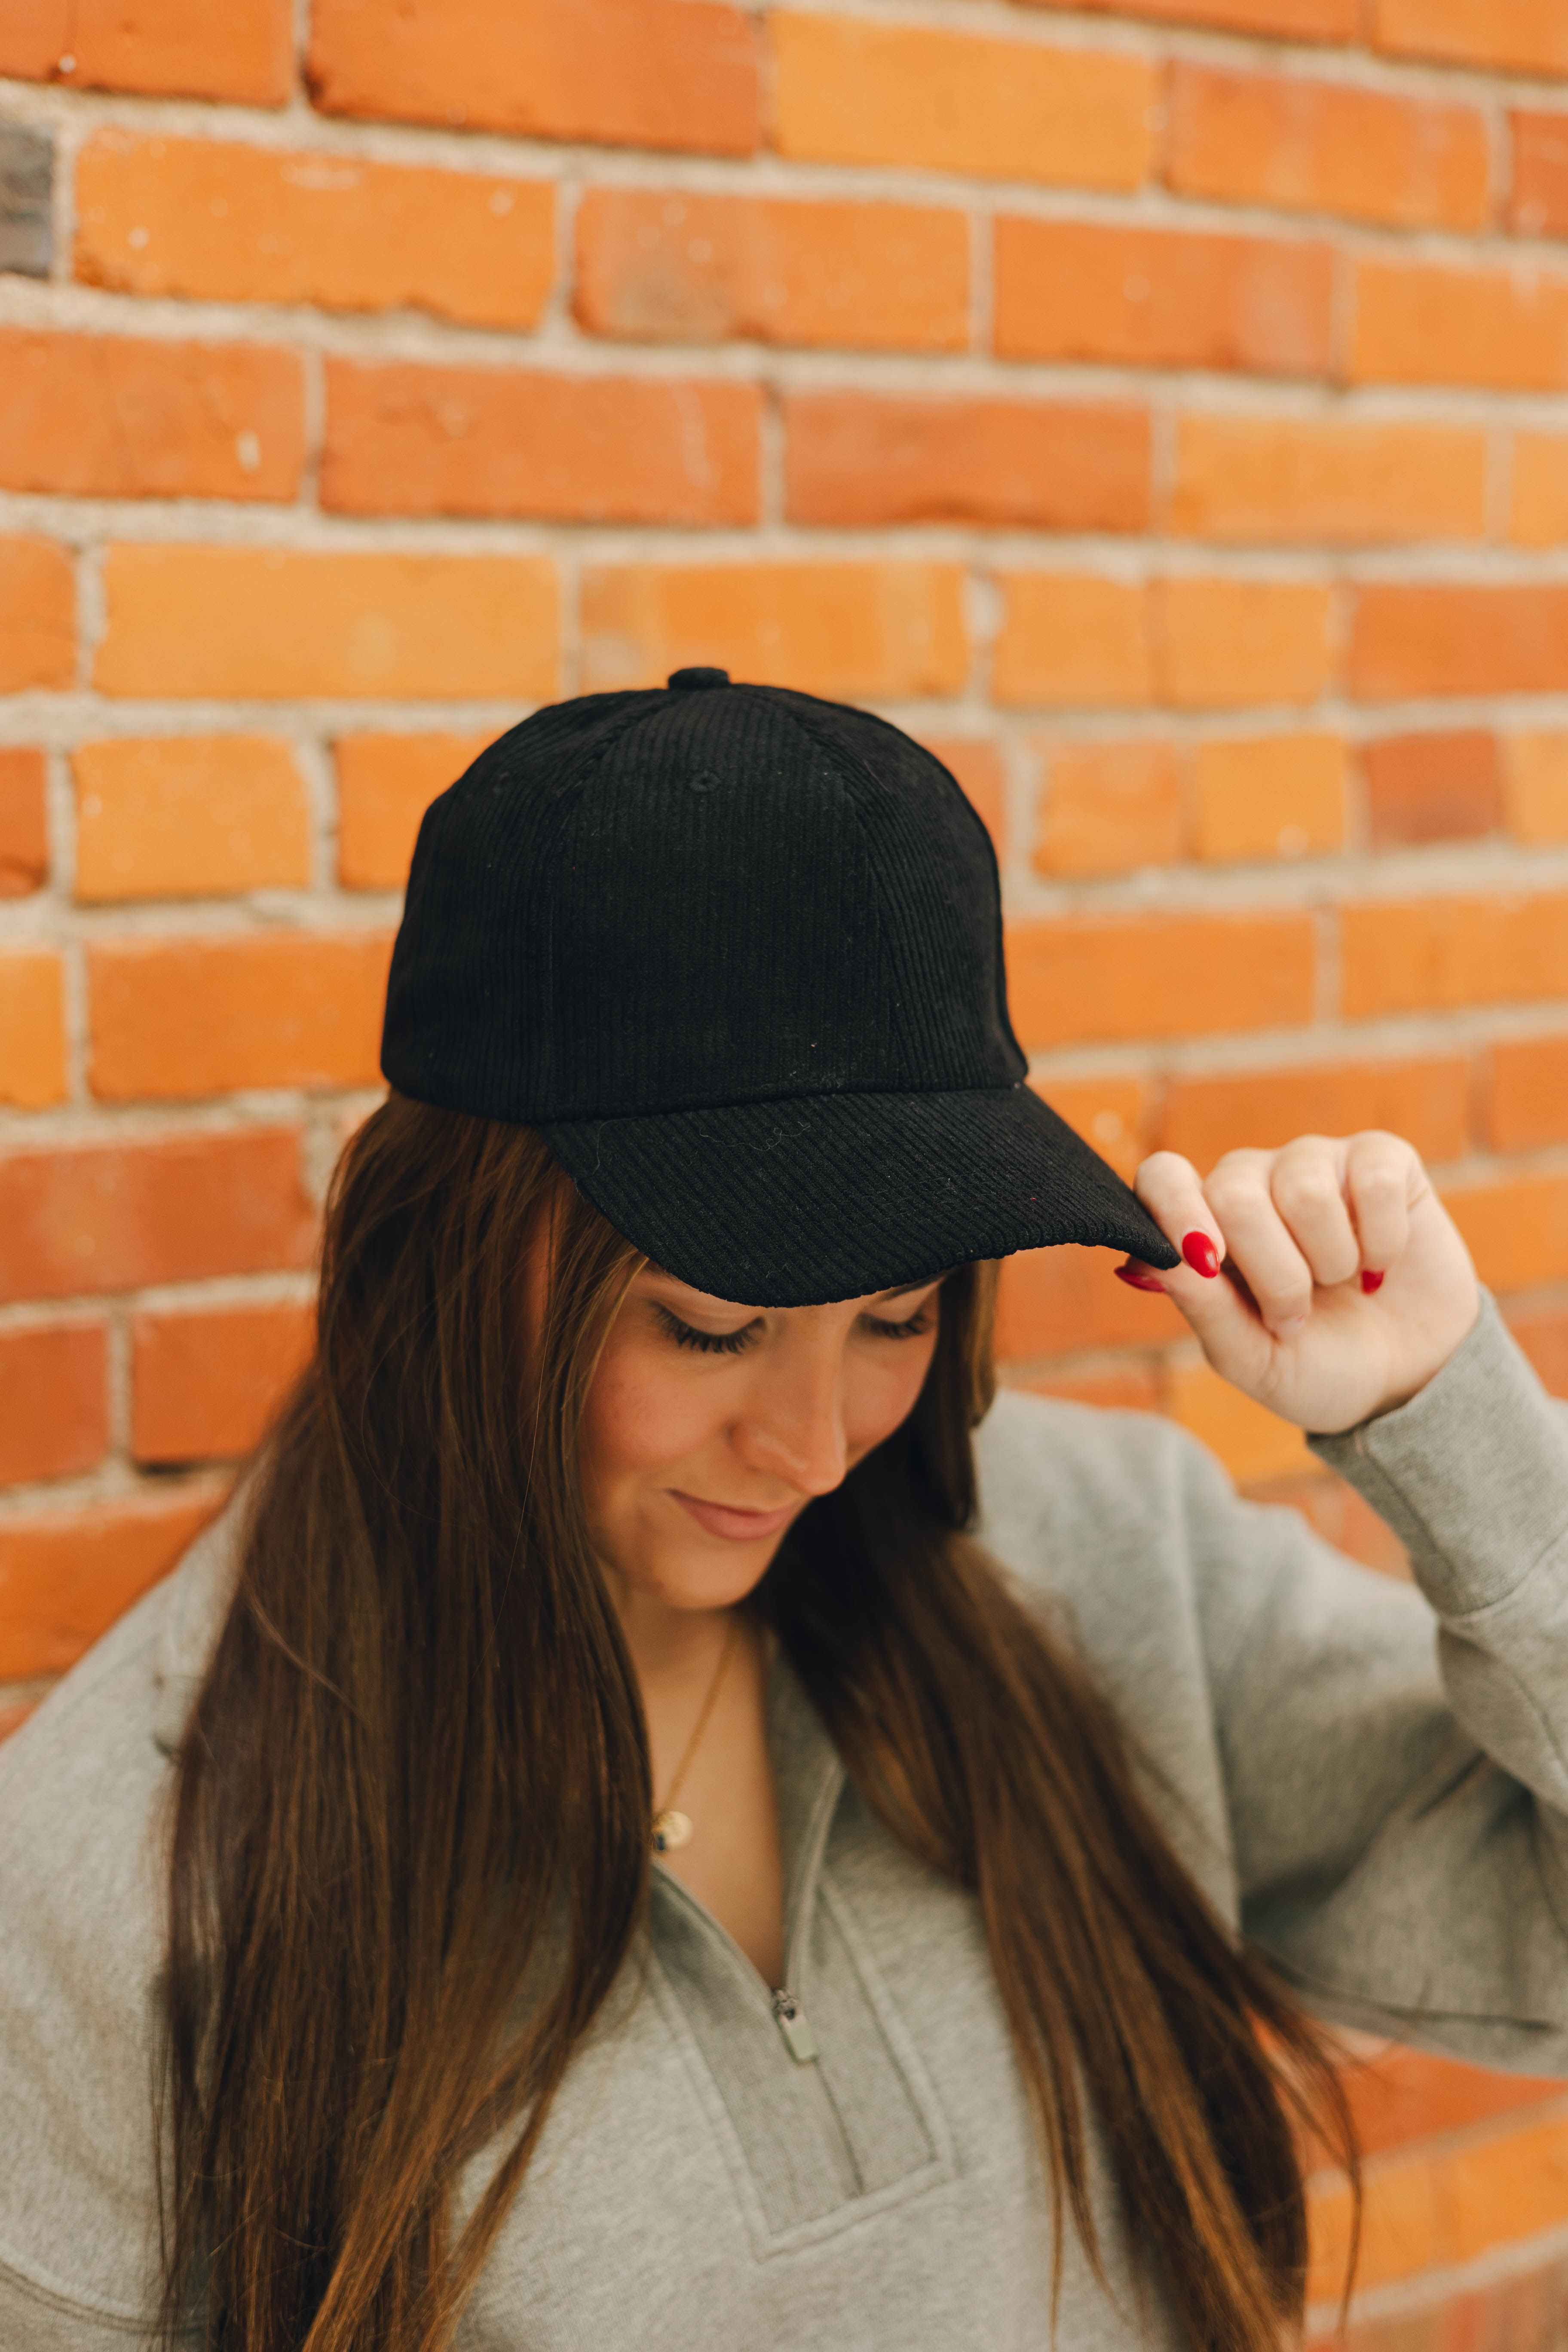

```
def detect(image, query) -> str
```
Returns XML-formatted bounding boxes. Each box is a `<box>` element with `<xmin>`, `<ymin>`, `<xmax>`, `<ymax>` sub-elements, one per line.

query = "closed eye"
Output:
<box><xmin>652</xmin><ymin>1304</ymin><xmax>760</xmax><ymax>1356</ymax></box>
<box><xmin>862</xmin><ymin>1306</ymin><xmax>937</xmax><ymax>1341</ymax></box>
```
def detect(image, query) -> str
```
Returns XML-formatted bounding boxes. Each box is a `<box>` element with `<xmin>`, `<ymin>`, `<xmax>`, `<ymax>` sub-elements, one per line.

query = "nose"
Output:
<box><xmin>736</xmin><ymin>1337</ymin><xmax>849</xmax><ymax>1498</ymax></box>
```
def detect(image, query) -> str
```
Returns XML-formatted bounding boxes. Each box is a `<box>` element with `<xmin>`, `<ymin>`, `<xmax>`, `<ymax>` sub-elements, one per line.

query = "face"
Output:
<box><xmin>577</xmin><ymin>1267</ymin><xmax>946</xmax><ymax>1615</ymax></box>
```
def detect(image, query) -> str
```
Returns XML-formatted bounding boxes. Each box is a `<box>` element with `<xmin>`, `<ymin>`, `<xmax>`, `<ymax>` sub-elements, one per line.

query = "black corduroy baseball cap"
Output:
<box><xmin>381</xmin><ymin>668</ymin><xmax>1178</xmax><ymax>1305</ymax></box>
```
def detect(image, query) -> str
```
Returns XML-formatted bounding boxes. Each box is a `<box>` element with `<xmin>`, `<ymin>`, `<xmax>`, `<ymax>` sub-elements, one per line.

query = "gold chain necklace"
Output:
<box><xmin>651</xmin><ymin>1614</ymin><xmax>740</xmax><ymax>1856</ymax></box>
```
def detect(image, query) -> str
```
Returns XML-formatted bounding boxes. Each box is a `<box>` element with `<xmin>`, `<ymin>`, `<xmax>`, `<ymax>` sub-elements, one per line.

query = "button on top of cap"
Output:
<box><xmin>667</xmin><ymin>667</ymin><xmax>730</xmax><ymax>691</ymax></box>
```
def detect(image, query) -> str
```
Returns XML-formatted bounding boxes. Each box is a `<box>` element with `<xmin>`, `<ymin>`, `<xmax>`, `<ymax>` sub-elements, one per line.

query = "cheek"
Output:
<box><xmin>843</xmin><ymin>1334</ymin><xmax>941</xmax><ymax>1461</ymax></box>
<box><xmin>579</xmin><ymin>1330</ymin><xmax>724</xmax><ymax>1514</ymax></box>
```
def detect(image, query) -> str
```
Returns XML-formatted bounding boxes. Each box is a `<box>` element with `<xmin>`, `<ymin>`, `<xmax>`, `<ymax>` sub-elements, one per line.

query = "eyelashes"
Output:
<box><xmin>651</xmin><ymin>1303</ymin><xmax>935</xmax><ymax>1356</ymax></box>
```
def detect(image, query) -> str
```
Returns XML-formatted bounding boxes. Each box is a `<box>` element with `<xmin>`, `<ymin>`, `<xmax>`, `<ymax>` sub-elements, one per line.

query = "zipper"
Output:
<box><xmin>770</xmin><ymin>1984</ymin><xmax>819</xmax><ymax>2064</ymax></box>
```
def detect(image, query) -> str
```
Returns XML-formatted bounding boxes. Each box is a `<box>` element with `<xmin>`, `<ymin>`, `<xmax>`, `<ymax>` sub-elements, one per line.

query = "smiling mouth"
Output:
<box><xmin>670</xmin><ymin>1490</ymin><xmax>799</xmax><ymax>1542</ymax></box>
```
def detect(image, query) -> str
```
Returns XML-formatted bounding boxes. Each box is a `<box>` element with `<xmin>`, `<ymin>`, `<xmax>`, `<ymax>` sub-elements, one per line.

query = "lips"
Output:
<box><xmin>670</xmin><ymin>1490</ymin><xmax>799</xmax><ymax>1543</ymax></box>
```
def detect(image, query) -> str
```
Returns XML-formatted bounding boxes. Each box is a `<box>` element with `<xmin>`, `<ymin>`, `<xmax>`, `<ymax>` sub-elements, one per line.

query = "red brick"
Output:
<box><xmin>920</xmin><ymin>740</ymin><xmax>1006</xmax><ymax>858</ymax></box>
<box><xmin>1161</xmin><ymin>579</ymin><xmax>1333</xmax><ymax>711</ymax></box>
<box><xmin>1008</xmin><ymin>911</ymin><xmax>1315</xmax><ymax>1049</ymax></box>
<box><xmin>1510</xmin><ymin>435</ymin><xmax>1568</xmax><ymax>550</ymax></box>
<box><xmin>1006</xmin><ymin>1360</ymin><xmax>1164</xmax><ymax>1414</ymax></box>
<box><xmin>579</xmin><ymin>564</ymin><xmax>968</xmax><ymax>701</ymax></box>
<box><xmin>74</xmin><ymin>737</ymin><xmax>312</xmax><ymax>901</ymax></box>
<box><xmin>1507</xmin><ymin>733</ymin><xmax>1568</xmax><ymax>843</ymax></box>
<box><xmin>773</xmin><ymin>16</ymin><xmax>1155</xmax><ymax>191</ymax></box>
<box><xmin>1512</xmin><ymin>111</ymin><xmax>1568</xmax><ymax>237</ymax></box>
<box><xmin>307</xmin><ymin>0</ymin><xmax>760</xmax><ymax>156</ymax></box>
<box><xmin>0</xmin><ymin>955</ymin><xmax>67</xmax><ymax>1109</ymax></box>
<box><xmin>1341</xmin><ymin>893</ymin><xmax>1568</xmax><ymax>1020</ymax></box>
<box><xmin>1507</xmin><ymin>1301</ymin><xmax>1568</xmax><ymax>1396</ymax></box>
<box><xmin>336</xmin><ymin>733</ymin><xmax>496</xmax><ymax>892</ymax></box>
<box><xmin>0</xmin><ymin>1325</ymin><xmax>109</xmax><ymax>1488</ymax></box>
<box><xmin>3</xmin><ymin>0</ymin><xmax>291</xmax><ymax>103</ymax></box>
<box><xmin>994</xmin><ymin>218</ymin><xmax>1334</xmax><ymax>377</ymax></box>
<box><xmin>95</xmin><ymin>548</ymin><xmax>558</xmax><ymax>702</ymax></box>
<box><xmin>1168</xmin><ymin>415</ymin><xmax>1486</xmax><ymax>546</ymax></box>
<box><xmin>0</xmin><ymin>750</ymin><xmax>47</xmax><ymax>897</ymax></box>
<box><xmin>574</xmin><ymin>190</ymin><xmax>968</xmax><ymax>354</ymax></box>
<box><xmin>1015</xmin><ymin>0</ymin><xmax>1357</xmax><ymax>38</ymax></box>
<box><xmin>1194</xmin><ymin>732</ymin><xmax>1346</xmax><ymax>863</ymax></box>
<box><xmin>1446</xmin><ymin>1173</ymin><xmax>1568</xmax><ymax>1296</ymax></box>
<box><xmin>74</xmin><ymin>133</ymin><xmax>556</xmax><ymax>334</ymax></box>
<box><xmin>1034</xmin><ymin>738</ymin><xmax>1185</xmax><ymax>877</ymax></box>
<box><xmin>0</xmin><ymin>328</ymin><xmax>303</xmax><ymax>504</ymax></box>
<box><xmin>1352</xmin><ymin>257</ymin><xmax>1568</xmax><ymax>392</ymax></box>
<box><xmin>132</xmin><ymin>1302</ymin><xmax>314</xmax><ymax>1465</ymax></box>
<box><xmin>322</xmin><ymin>362</ymin><xmax>759</xmax><ymax>526</ymax></box>
<box><xmin>1350</xmin><ymin>585</ymin><xmax>1568</xmax><ymax>702</ymax></box>
<box><xmin>1374</xmin><ymin>0</ymin><xmax>1568</xmax><ymax>75</ymax></box>
<box><xmin>1167</xmin><ymin>64</ymin><xmax>1488</xmax><ymax>233</ymax></box>
<box><xmin>1363</xmin><ymin>731</ymin><xmax>1503</xmax><ymax>849</ymax></box>
<box><xmin>89</xmin><ymin>933</ymin><xmax>392</xmax><ymax>1102</ymax></box>
<box><xmin>0</xmin><ymin>1493</ymin><xmax>222</xmax><ymax>1679</ymax></box>
<box><xmin>783</xmin><ymin>394</ymin><xmax>1148</xmax><ymax>533</ymax></box>
<box><xmin>995</xmin><ymin>1244</ymin><xmax>1186</xmax><ymax>1362</ymax></box>
<box><xmin>1034</xmin><ymin>1074</ymin><xmax>1151</xmax><ymax>1184</ymax></box>
<box><xmin>1486</xmin><ymin>1035</ymin><xmax>1568</xmax><ymax>1153</ymax></box>
<box><xmin>1160</xmin><ymin>1056</ymin><xmax>1470</xmax><ymax>1171</ymax></box>
<box><xmin>0</xmin><ymin>1130</ymin><xmax>315</xmax><ymax>1305</ymax></box>
<box><xmin>0</xmin><ymin>539</ymin><xmax>74</xmax><ymax>693</ymax></box>
<box><xmin>993</xmin><ymin>576</ymin><xmax>1152</xmax><ymax>710</ymax></box>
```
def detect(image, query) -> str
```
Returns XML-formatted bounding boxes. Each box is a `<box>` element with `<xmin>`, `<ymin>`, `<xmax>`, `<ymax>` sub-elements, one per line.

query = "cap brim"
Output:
<box><xmin>540</xmin><ymin>1085</ymin><xmax>1179</xmax><ymax>1307</ymax></box>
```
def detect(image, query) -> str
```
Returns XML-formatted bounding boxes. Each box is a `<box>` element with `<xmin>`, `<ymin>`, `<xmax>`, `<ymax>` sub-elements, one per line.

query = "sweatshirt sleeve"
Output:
<box><xmin>1217</xmin><ymin>1293</ymin><xmax>1568</xmax><ymax>2070</ymax></box>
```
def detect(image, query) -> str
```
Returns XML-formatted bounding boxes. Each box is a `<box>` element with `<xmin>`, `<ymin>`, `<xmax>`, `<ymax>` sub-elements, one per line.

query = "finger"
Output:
<box><xmin>1345</xmin><ymin>1130</ymin><xmax>1419</xmax><ymax>1279</ymax></box>
<box><xmin>1133</xmin><ymin>1151</ymin><xmax>1226</xmax><ymax>1278</ymax></box>
<box><xmin>1203</xmin><ymin>1149</ymin><xmax>1317</xmax><ymax>1335</ymax></box>
<box><xmin>1268</xmin><ymin>1136</ymin><xmax>1360</xmax><ymax>1292</ymax></box>
<box><xmin>1128</xmin><ymin>1153</ymin><xmax>1278</xmax><ymax>1383</ymax></box>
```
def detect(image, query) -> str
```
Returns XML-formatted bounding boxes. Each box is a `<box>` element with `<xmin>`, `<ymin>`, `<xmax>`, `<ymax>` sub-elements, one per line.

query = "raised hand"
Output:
<box><xmin>1117</xmin><ymin>1131</ymin><xmax>1480</xmax><ymax>1435</ymax></box>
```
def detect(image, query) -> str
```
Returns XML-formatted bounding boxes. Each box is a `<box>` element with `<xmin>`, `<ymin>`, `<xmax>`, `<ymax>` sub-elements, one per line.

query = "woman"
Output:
<box><xmin>0</xmin><ymin>668</ymin><xmax>1563</xmax><ymax>2352</ymax></box>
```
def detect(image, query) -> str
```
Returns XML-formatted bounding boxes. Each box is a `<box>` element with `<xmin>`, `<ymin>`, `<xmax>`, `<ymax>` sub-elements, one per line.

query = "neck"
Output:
<box><xmin>602</xmin><ymin>1571</ymin><xmax>735</xmax><ymax>1692</ymax></box>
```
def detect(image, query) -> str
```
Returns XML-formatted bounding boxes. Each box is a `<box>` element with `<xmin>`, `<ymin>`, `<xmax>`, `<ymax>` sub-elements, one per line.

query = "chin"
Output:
<box><xmin>637</xmin><ymin>1539</ymin><xmax>782</xmax><ymax>1614</ymax></box>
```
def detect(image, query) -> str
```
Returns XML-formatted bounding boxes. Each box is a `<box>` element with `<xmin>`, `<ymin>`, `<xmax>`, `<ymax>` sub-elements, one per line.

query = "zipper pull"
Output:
<box><xmin>771</xmin><ymin>1987</ymin><xmax>819</xmax><ymax>2064</ymax></box>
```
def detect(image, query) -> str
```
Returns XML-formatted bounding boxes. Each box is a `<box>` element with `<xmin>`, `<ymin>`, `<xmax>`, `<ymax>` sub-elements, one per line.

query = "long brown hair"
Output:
<box><xmin>159</xmin><ymin>1094</ymin><xmax>1355</xmax><ymax>2352</ymax></box>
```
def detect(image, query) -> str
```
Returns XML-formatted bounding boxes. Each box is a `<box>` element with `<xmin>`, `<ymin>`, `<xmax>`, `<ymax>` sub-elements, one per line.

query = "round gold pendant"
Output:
<box><xmin>652</xmin><ymin>1809</ymin><xmax>692</xmax><ymax>1855</ymax></box>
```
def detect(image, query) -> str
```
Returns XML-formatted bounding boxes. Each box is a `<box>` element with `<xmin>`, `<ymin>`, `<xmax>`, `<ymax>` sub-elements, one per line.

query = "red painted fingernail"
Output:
<box><xmin>1361</xmin><ymin>1268</ymin><xmax>1385</xmax><ymax>1295</ymax></box>
<box><xmin>1114</xmin><ymin>1263</ymin><xmax>1166</xmax><ymax>1294</ymax></box>
<box><xmin>1182</xmin><ymin>1231</ymin><xmax>1221</xmax><ymax>1280</ymax></box>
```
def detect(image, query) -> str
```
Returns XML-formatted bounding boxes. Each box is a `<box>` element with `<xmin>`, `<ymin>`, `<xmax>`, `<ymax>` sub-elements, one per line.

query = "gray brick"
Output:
<box><xmin>0</xmin><ymin>126</ymin><xmax>52</xmax><ymax>280</ymax></box>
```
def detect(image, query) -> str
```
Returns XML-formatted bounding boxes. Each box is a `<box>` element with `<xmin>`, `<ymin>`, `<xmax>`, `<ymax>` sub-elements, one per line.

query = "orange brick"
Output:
<box><xmin>1035</xmin><ymin>738</ymin><xmax>1185</xmax><ymax>877</ymax></box>
<box><xmin>1446</xmin><ymin>1173</ymin><xmax>1568</xmax><ymax>1296</ymax></box>
<box><xmin>1486</xmin><ymin>1036</ymin><xmax>1568</xmax><ymax>1153</ymax></box>
<box><xmin>0</xmin><ymin>955</ymin><xmax>66</xmax><ymax>1110</ymax></box>
<box><xmin>1363</xmin><ymin>731</ymin><xmax>1501</xmax><ymax>849</ymax></box>
<box><xmin>574</xmin><ymin>190</ymin><xmax>968</xmax><ymax>354</ymax></box>
<box><xmin>1507</xmin><ymin>733</ymin><xmax>1568</xmax><ymax>843</ymax></box>
<box><xmin>1341</xmin><ymin>2046</ymin><xmax>1568</xmax><ymax>2162</ymax></box>
<box><xmin>994</xmin><ymin>576</ymin><xmax>1152</xmax><ymax>710</ymax></box>
<box><xmin>307</xmin><ymin>0</ymin><xmax>760</xmax><ymax>155</ymax></box>
<box><xmin>1341</xmin><ymin>893</ymin><xmax>1568</xmax><ymax>1020</ymax></box>
<box><xmin>0</xmin><ymin>1129</ymin><xmax>315</xmax><ymax>1305</ymax></box>
<box><xmin>1511</xmin><ymin>111</ymin><xmax>1568</xmax><ymax>237</ymax></box>
<box><xmin>1168</xmin><ymin>415</ymin><xmax>1486</xmax><ymax>546</ymax></box>
<box><xmin>336</xmin><ymin>733</ymin><xmax>496</xmax><ymax>891</ymax></box>
<box><xmin>1193</xmin><ymin>732</ymin><xmax>1347</xmax><ymax>862</ymax></box>
<box><xmin>1350</xmin><ymin>585</ymin><xmax>1568</xmax><ymax>701</ymax></box>
<box><xmin>322</xmin><ymin>362</ymin><xmax>759</xmax><ymax>526</ymax></box>
<box><xmin>1160</xmin><ymin>1055</ymin><xmax>1470</xmax><ymax>1171</ymax></box>
<box><xmin>1014</xmin><ymin>0</ymin><xmax>1357</xmax><ymax>36</ymax></box>
<box><xmin>1008</xmin><ymin>910</ymin><xmax>1315</xmax><ymax>1048</ymax></box>
<box><xmin>1006</xmin><ymin>1360</ymin><xmax>1163</xmax><ymax>1414</ymax></box>
<box><xmin>994</xmin><ymin>219</ymin><xmax>1333</xmax><ymax>377</ymax></box>
<box><xmin>1510</xmin><ymin>436</ymin><xmax>1568</xmax><ymax>551</ymax></box>
<box><xmin>1352</xmin><ymin>257</ymin><xmax>1568</xmax><ymax>392</ymax></box>
<box><xmin>0</xmin><ymin>539</ymin><xmax>74</xmax><ymax>692</ymax></box>
<box><xmin>0</xmin><ymin>328</ymin><xmax>302</xmax><ymax>504</ymax></box>
<box><xmin>995</xmin><ymin>1244</ymin><xmax>1186</xmax><ymax>1362</ymax></box>
<box><xmin>0</xmin><ymin>1324</ymin><xmax>109</xmax><ymax>1488</ymax></box>
<box><xmin>3</xmin><ymin>0</ymin><xmax>291</xmax><ymax>103</ymax></box>
<box><xmin>579</xmin><ymin>564</ymin><xmax>967</xmax><ymax>701</ymax></box>
<box><xmin>132</xmin><ymin>1302</ymin><xmax>314</xmax><ymax>1465</ymax></box>
<box><xmin>74</xmin><ymin>737</ymin><xmax>311</xmax><ymax>902</ymax></box>
<box><xmin>1166</xmin><ymin>64</ymin><xmax>1488</xmax><ymax>232</ymax></box>
<box><xmin>0</xmin><ymin>1493</ymin><xmax>222</xmax><ymax>1680</ymax></box>
<box><xmin>74</xmin><ymin>133</ymin><xmax>555</xmax><ymax>334</ymax></box>
<box><xmin>784</xmin><ymin>394</ymin><xmax>1148</xmax><ymax>534</ymax></box>
<box><xmin>1033</xmin><ymin>1073</ymin><xmax>1151</xmax><ymax>1184</ymax></box>
<box><xmin>772</xmin><ymin>16</ymin><xmax>1154</xmax><ymax>191</ymax></box>
<box><xmin>1156</xmin><ymin>578</ymin><xmax>1333</xmax><ymax>710</ymax></box>
<box><xmin>96</xmin><ymin>548</ymin><xmax>558</xmax><ymax>703</ymax></box>
<box><xmin>919</xmin><ymin>740</ymin><xmax>1006</xmax><ymax>858</ymax></box>
<box><xmin>89</xmin><ymin>932</ymin><xmax>392</xmax><ymax>1102</ymax></box>
<box><xmin>1169</xmin><ymin>1357</ymin><xmax>1313</xmax><ymax>1485</ymax></box>
<box><xmin>1253</xmin><ymin>1475</ymin><xmax>1409</xmax><ymax>1580</ymax></box>
<box><xmin>0</xmin><ymin>750</ymin><xmax>47</xmax><ymax>897</ymax></box>
<box><xmin>1507</xmin><ymin>1301</ymin><xmax>1568</xmax><ymax>1397</ymax></box>
<box><xmin>1373</xmin><ymin>0</ymin><xmax>1568</xmax><ymax>76</ymax></box>
<box><xmin>0</xmin><ymin>1698</ymin><xmax>38</xmax><ymax>1744</ymax></box>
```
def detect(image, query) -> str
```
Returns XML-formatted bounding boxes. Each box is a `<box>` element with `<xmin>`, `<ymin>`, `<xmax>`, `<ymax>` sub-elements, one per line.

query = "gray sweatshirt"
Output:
<box><xmin>3</xmin><ymin>1296</ymin><xmax>1568</xmax><ymax>2350</ymax></box>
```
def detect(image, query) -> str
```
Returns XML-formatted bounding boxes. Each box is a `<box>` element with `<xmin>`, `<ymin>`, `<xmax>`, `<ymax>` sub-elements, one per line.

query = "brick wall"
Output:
<box><xmin>4</xmin><ymin>0</ymin><xmax>1568</xmax><ymax>2337</ymax></box>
